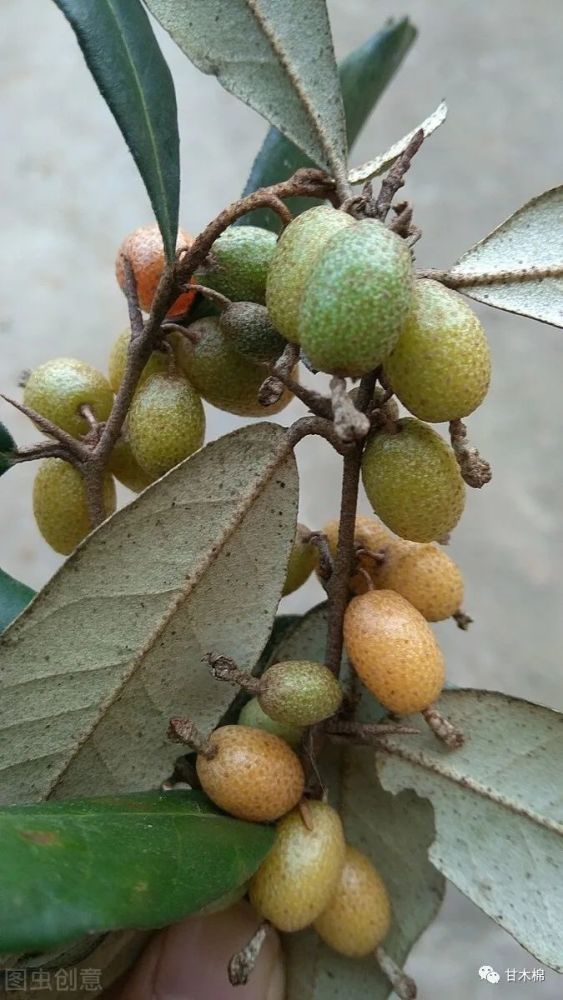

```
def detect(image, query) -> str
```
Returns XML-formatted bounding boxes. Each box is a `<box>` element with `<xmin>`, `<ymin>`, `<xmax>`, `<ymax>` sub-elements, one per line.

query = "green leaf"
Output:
<box><xmin>448</xmin><ymin>186</ymin><xmax>563</xmax><ymax>327</ymax></box>
<box><xmin>241</xmin><ymin>18</ymin><xmax>416</xmax><ymax>230</ymax></box>
<box><xmin>267</xmin><ymin>605</ymin><xmax>444</xmax><ymax>998</ymax></box>
<box><xmin>0</xmin><ymin>420</ymin><xmax>15</xmax><ymax>476</ymax></box>
<box><xmin>0</xmin><ymin>789</ymin><xmax>273</xmax><ymax>953</ymax></box>
<box><xmin>0</xmin><ymin>423</ymin><xmax>298</xmax><ymax>804</ymax></box>
<box><xmin>377</xmin><ymin>689</ymin><xmax>563</xmax><ymax>972</ymax></box>
<box><xmin>0</xmin><ymin>568</ymin><xmax>35</xmax><ymax>635</ymax></box>
<box><xmin>53</xmin><ymin>0</ymin><xmax>179</xmax><ymax>259</ymax></box>
<box><xmin>144</xmin><ymin>0</ymin><xmax>347</xmax><ymax>179</ymax></box>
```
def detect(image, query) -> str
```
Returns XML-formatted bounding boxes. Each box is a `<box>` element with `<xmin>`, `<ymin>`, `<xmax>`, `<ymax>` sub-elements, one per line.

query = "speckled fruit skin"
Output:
<box><xmin>33</xmin><ymin>459</ymin><xmax>116</xmax><ymax>555</ymax></box>
<box><xmin>24</xmin><ymin>358</ymin><xmax>114</xmax><ymax>438</ymax></box>
<box><xmin>107</xmin><ymin>328</ymin><xmax>169</xmax><ymax>392</ymax></box>
<box><xmin>362</xmin><ymin>418</ymin><xmax>466</xmax><ymax>542</ymax></box>
<box><xmin>115</xmin><ymin>224</ymin><xmax>196</xmax><ymax>317</ymax></box>
<box><xmin>299</xmin><ymin>219</ymin><xmax>414</xmax><ymax>376</ymax></box>
<box><xmin>196</xmin><ymin>725</ymin><xmax>304</xmax><ymax>823</ymax></box>
<box><xmin>283</xmin><ymin>523</ymin><xmax>317</xmax><ymax>596</ymax></box>
<box><xmin>314</xmin><ymin>846</ymin><xmax>391</xmax><ymax>957</ymax></box>
<box><xmin>197</xmin><ymin>226</ymin><xmax>277</xmax><ymax>304</ymax></box>
<box><xmin>259</xmin><ymin>660</ymin><xmax>343</xmax><ymax>726</ymax></box>
<box><xmin>249</xmin><ymin>801</ymin><xmax>346</xmax><ymax>931</ymax></box>
<box><xmin>379</xmin><ymin>543</ymin><xmax>464</xmax><ymax>621</ymax></box>
<box><xmin>173</xmin><ymin>318</ymin><xmax>294</xmax><ymax>417</ymax></box>
<box><xmin>385</xmin><ymin>279</ymin><xmax>492</xmax><ymax>421</ymax></box>
<box><xmin>238</xmin><ymin>697</ymin><xmax>304</xmax><ymax>749</ymax></box>
<box><xmin>344</xmin><ymin>590</ymin><xmax>445</xmax><ymax>714</ymax></box>
<box><xmin>109</xmin><ymin>428</ymin><xmax>155</xmax><ymax>493</ymax></box>
<box><xmin>128</xmin><ymin>373</ymin><xmax>205</xmax><ymax>478</ymax></box>
<box><xmin>266</xmin><ymin>206</ymin><xmax>353</xmax><ymax>342</ymax></box>
<box><xmin>323</xmin><ymin>515</ymin><xmax>406</xmax><ymax>596</ymax></box>
<box><xmin>220</xmin><ymin>302</ymin><xmax>287</xmax><ymax>364</ymax></box>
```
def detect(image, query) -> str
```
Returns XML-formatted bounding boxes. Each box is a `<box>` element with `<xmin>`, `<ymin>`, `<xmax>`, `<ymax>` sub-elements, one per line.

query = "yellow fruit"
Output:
<box><xmin>344</xmin><ymin>590</ymin><xmax>445</xmax><ymax>714</ymax></box>
<box><xmin>24</xmin><ymin>359</ymin><xmax>114</xmax><ymax>438</ymax></box>
<box><xmin>249</xmin><ymin>801</ymin><xmax>346</xmax><ymax>931</ymax></box>
<box><xmin>378</xmin><ymin>543</ymin><xmax>464</xmax><ymax>621</ymax></box>
<box><xmin>259</xmin><ymin>660</ymin><xmax>343</xmax><ymax>727</ymax></box>
<box><xmin>196</xmin><ymin>725</ymin><xmax>304</xmax><ymax>823</ymax></box>
<box><xmin>323</xmin><ymin>516</ymin><xmax>405</xmax><ymax>595</ymax></box>
<box><xmin>314</xmin><ymin>846</ymin><xmax>391</xmax><ymax>956</ymax></box>
<box><xmin>33</xmin><ymin>459</ymin><xmax>116</xmax><ymax>555</ymax></box>
<box><xmin>115</xmin><ymin>224</ymin><xmax>196</xmax><ymax>317</ymax></box>
<box><xmin>238</xmin><ymin>697</ymin><xmax>304</xmax><ymax>749</ymax></box>
<box><xmin>362</xmin><ymin>418</ymin><xmax>466</xmax><ymax>542</ymax></box>
<box><xmin>385</xmin><ymin>279</ymin><xmax>492</xmax><ymax>421</ymax></box>
<box><xmin>108</xmin><ymin>428</ymin><xmax>155</xmax><ymax>493</ymax></box>
<box><xmin>107</xmin><ymin>328</ymin><xmax>169</xmax><ymax>393</ymax></box>
<box><xmin>283</xmin><ymin>523</ymin><xmax>316</xmax><ymax>596</ymax></box>
<box><xmin>128</xmin><ymin>372</ymin><xmax>205</xmax><ymax>478</ymax></box>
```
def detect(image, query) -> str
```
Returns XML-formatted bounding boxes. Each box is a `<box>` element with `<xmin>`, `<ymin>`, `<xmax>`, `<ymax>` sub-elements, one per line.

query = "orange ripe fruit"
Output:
<box><xmin>322</xmin><ymin>515</ymin><xmax>407</xmax><ymax>595</ymax></box>
<box><xmin>115</xmin><ymin>224</ymin><xmax>196</xmax><ymax>317</ymax></box>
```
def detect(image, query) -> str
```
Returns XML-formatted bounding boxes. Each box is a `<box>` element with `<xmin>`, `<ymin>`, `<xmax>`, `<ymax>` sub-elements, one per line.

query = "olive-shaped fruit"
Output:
<box><xmin>172</xmin><ymin>318</ymin><xmax>294</xmax><ymax>417</ymax></box>
<box><xmin>344</xmin><ymin>590</ymin><xmax>445</xmax><ymax>714</ymax></box>
<box><xmin>128</xmin><ymin>372</ymin><xmax>205</xmax><ymax>478</ymax></box>
<box><xmin>0</xmin><ymin>422</ymin><xmax>15</xmax><ymax>476</ymax></box>
<box><xmin>107</xmin><ymin>328</ymin><xmax>169</xmax><ymax>393</ymax></box>
<box><xmin>238</xmin><ymin>697</ymin><xmax>304</xmax><ymax>749</ymax></box>
<box><xmin>33</xmin><ymin>459</ymin><xmax>116</xmax><ymax>555</ymax></box>
<box><xmin>108</xmin><ymin>427</ymin><xmax>155</xmax><ymax>493</ymax></box>
<box><xmin>115</xmin><ymin>224</ymin><xmax>196</xmax><ymax>317</ymax></box>
<box><xmin>314</xmin><ymin>846</ymin><xmax>391</xmax><ymax>956</ymax></box>
<box><xmin>362</xmin><ymin>418</ymin><xmax>465</xmax><ymax>542</ymax></box>
<box><xmin>385</xmin><ymin>279</ymin><xmax>492</xmax><ymax>421</ymax></box>
<box><xmin>377</xmin><ymin>542</ymin><xmax>464</xmax><ymax>621</ymax></box>
<box><xmin>283</xmin><ymin>523</ymin><xmax>317</xmax><ymax>596</ymax></box>
<box><xmin>219</xmin><ymin>302</ymin><xmax>287</xmax><ymax>363</ymax></box>
<box><xmin>196</xmin><ymin>226</ymin><xmax>277</xmax><ymax>304</ymax></box>
<box><xmin>24</xmin><ymin>359</ymin><xmax>114</xmax><ymax>438</ymax></box>
<box><xmin>259</xmin><ymin>660</ymin><xmax>343</xmax><ymax>727</ymax></box>
<box><xmin>195</xmin><ymin>725</ymin><xmax>304</xmax><ymax>823</ymax></box>
<box><xmin>249</xmin><ymin>801</ymin><xmax>346</xmax><ymax>931</ymax></box>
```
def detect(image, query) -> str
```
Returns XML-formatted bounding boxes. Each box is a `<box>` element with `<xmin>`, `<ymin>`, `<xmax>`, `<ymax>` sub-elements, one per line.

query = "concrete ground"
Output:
<box><xmin>1</xmin><ymin>0</ymin><xmax>562</xmax><ymax>996</ymax></box>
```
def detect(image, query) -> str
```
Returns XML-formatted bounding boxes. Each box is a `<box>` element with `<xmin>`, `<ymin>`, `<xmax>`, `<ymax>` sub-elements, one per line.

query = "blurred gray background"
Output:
<box><xmin>1</xmin><ymin>0</ymin><xmax>562</xmax><ymax>996</ymax></box>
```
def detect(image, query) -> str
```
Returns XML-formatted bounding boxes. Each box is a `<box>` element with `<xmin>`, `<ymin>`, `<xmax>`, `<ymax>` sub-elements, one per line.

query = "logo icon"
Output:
<box><xmin>479</xmin><ymin>966</ymin><xmax>501</xmax><ymax>984</ymax></box>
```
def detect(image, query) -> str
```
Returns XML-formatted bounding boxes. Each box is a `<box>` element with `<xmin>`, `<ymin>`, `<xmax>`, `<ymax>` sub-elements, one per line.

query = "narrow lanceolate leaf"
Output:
<box><xmin>448</xmin><ymin>186</ymin><xmax>563</xmax><ymax>327</ymax></box>
<box><xmin>144</xmin><ymin>0</ymin><xmax>347</xmax><ymax>179</ymax></box>
<box><xmin>271</xmin><ymin>606</ymin><xmax>444</xmax><ymax>999</ymax></box>
<box><xmin>377</xmin><ymin>690</ymin><xmax>563</xmax><ymax>972</ymax></box>
<box><xmin>241</xmin><ymin>18</ymin><xmax>417</xmax><ymax>230</ymax></box>
<box><xmin>0</xmin><ymin>423</ymin><xmax>298</xmax><ymax>804</ymax></box>
<box><xmin>0</xmin><ymin>790</ymin><xmax>274</xmax><ymax>953</ymax></box>
<box><xmin>348</xmin><ymin>99</ymin><xmax>448</xmax><ymax>185</ymax></box>
<box><xmin>0</xmin><ymin>568</ymin><xmax>34</xmax><ymax>635</ymax></box>
<box><xmin>53</xmin><ymin>0</ymin><xmax>179</xmax><ymax>259</ymax></box>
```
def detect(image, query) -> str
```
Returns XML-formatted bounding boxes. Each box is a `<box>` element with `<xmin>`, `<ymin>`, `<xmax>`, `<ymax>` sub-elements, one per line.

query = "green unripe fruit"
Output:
<box><xmin>196</xmin><ymin>225</ymin><xmax>277</xmax><ymax>304</ymax></box>
<box><xmin>173</xmin><ymin>318</ymin><xmax>294</xmax><ymax>418</ymax></box>
<box><xmin>259</xmin><ymin>660</ymin><xmax>343</xmax><ymax>726</ymax></box>
<box><xmin>219</xmin><ymin>302</ymin><xmax>287</xmax><ymax>363</ymax></box>
<box><xmin>238</xmin><ymin>697</ymin><xmax>304</xmax><ymax>749</ymax></box>
<box><xmin>385</xmin><ymin>279</ymin><xmax>492</xmax><ymax>421</ymax></box>
<box><xmin>249</xmin><ymin>801</ymin><xmax>346</xmax><ymax>931</ymax></box>
<box><xmin>109</xmin><ymin>427</ymin><xmax>155</xmax><ymax>493</ymax></box>
<box><xmin>283</xmin><ymin>523</ymin><xmax>317</xmax><ymax>596</ymax></box>
<box><xmin>314</xmin><ymin>846</ymin><xmax>391</xmax><ymax>957</ymax></box>
<box><xmin>299</xmin><ymin>218</ymin><xmax>414</xmax><ymax>376</ymax></box>
<box><xmin>0</xmin><ymin>422</ymin><xmax>15</xmax><ymax>476</ymax></box>
<box><xmin>33</xmin><ymin>459</ymin><xmax>116</xmax><ymax>555</ymax></box>
<box><xmin>362</xmin><ymin>418</ymin><xmax>465</xmax><ymax>542</ymax></box>
<box><xmin>107</xmin><ymin>328</ymin><xmax>169</xmax><ymax>392</ymax></box>
<box><xmin>266</xmin><ymin>206</ymin><xmax>354</xmax><ymax>342</ymax></box>
<box><xmin>24</xmin><ymin>358</ymin><xmax>114</xmax><ymax>438</ymax></box>
<box><xmin>128</xmin><ymin>372</ymin><xmax>205</xmax><ymax>478</ymax></box>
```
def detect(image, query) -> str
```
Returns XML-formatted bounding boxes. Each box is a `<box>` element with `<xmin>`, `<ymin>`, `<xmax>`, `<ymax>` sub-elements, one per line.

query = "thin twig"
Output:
<box><xmin>228</xmin><ymin>923</ymin><xmax>269</xmax><ymax>987</ymax></box>
<box><xmin>449</xmin><ymin>418</ymin><xmax>492</xmax><ymax>488</ymax></box>
<box><xmin>330</xmin><ymin>376</ymin><xmax>371</xmax><ymax>443</ymax></box>
<box><xmin>188</xmin><ymin>283</ymin><xmax>232</xmax><ymax>311</ymax></box>
<box><xmin>1</xmin><ymin>395</ymin><xmax>88</xmax><ymax>461</ymax></box>
<box><xmin>374</xmin><ymin>130</ymin><xmax>424</xmax><ymax>222</ymax></box>
<box><xmin>416</xmin><ymin>264</ymin><xmax>563</xmax><ymax>287</ymax></box>
<box><xmin>266</xmin><ymin>367</ymin><xmax>333</xmax><ymax>419</ymax></box>
<box><xmin>259</xmin><ymin>343</ymin><xmax>300</xmax><ymax>407</ymax></box>
<box><xmin>10</xmin><ymin>442</ymin><xmax>69</xmax><ymax>464</ymax></box>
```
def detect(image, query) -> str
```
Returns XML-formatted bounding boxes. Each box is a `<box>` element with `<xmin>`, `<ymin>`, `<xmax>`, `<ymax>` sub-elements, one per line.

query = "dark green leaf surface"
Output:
<box><xmin>241</xmin><ymin>18</ymin><xmax>416</xmax><ymax>230</ymax></box>
<box><xmin>53</xmin><ymin>0</ymin><xmax>179</xmax><ymax>258</ymax></box>
<box><xmin>0</xmin><ymin>568</ymin><xmax>35</xmax><ymax>634</ymax></box>
<box><xmin>0</xmin><ymin>790</ymin><xmax>274</xmax><ymax>953</ymax></box>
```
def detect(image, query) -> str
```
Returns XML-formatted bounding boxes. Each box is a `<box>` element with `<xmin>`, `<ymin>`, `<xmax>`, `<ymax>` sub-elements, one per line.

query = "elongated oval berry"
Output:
<box><xmin>196</xmin><ymin>226</ymin><xmax>277</xmax><ymax>304</ymax></box>
<box><xmin>266</xmin><ymin>206</ymin><xmax>354</xmax><ymax>342</ymax></box>
<box><xmin>238</xmin><ymin>697</ymin><xmax>304</xmax><ymax>749</ymax></box>
<box><xmin>115</xmin><ymin>224</ymin><xmax>196</xmax><ymax>316</ymax></box>
<box><xmin>220</xmin><ymin>302</ymin><xmax>287</xmax><ymax>364</ymax></box>
<box><xmin>33</xmin><ymin>459</ymin><xmax>116</xmax><ymax>555</ymax></box>
<box><xmin>362</xmin><ymin>418</ymin><xmax>465</xmax><ymax>542</ymax></box>
<box><xmin>108</xmin><ymin>427</ymin><xmax>155</xmax><ymax>494</ymax></box>
<box><xmin>107</xmin><ymin>328</ymin><xmax>169</xmax><ymax>392</ymax></box>
<box><xmin>283</xmin><ymin>523</ymin><xmax>317</xmax><ymax>596</ymax></box>
<box><xmin>196</xmin><ymin>725</ymin><xmax>304</xmax><ymax>823</ymax></box>
<box><xmin>128</xmin><ymin>372</ymin><xmax>205</xmax><ymax>478</ymax></box>
<box><xmin>314</xmin><ymin>846</ymin><xmax>391</xmax><ymax>956</ymax></box>
<box><xmin>299</xmin><ymin>219</ymin><xmax>414</xmax><ymax>376</ymax></box>
<box><xmin>385</xmin><ymin>279</ymin><xmax>492</xmax><ymax>421</ymax></box>
<box><xmin>249</xmin><ymin>801</ymin><xmax>346</xmax><ymax>931</ymax></box>
<box><xmin>24</xmin><ymin>358</ymin><xmax>114</xmax><ymax>438</ymax></box>
<box><xmin>378</xmin><ymin>543</ymin><xmax>464</xmax><ymax>621</ymax></box>
<box><xmin>259</xmin><ymin>660</ymin><xmax>343</xmax><ymax>727</ymax></box>
<box><xmin>344</xmin><ymin>590</ymin><xmax>445</xmax><ymax>714</ymax></box>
